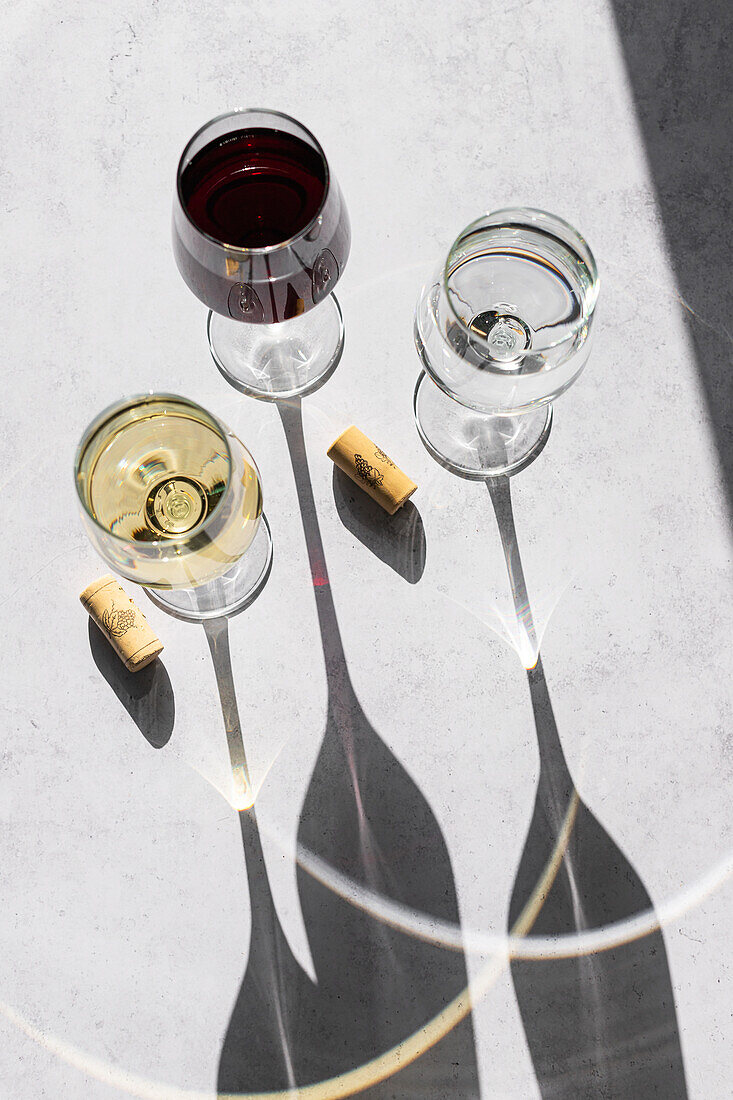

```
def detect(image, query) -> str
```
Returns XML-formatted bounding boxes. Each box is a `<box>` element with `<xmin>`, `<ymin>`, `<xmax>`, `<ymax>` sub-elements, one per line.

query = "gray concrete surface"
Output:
<box><xmin>1</xmin><ymin>1</ymin><xmax>731</xmax><ymax>1097</ymax></box>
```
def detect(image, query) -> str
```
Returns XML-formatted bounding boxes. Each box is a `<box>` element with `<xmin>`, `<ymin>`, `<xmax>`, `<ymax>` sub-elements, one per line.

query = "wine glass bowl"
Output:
<box><xmin>173</xmin><ymin>109</ymin><xmax>351</xmax><ymax>399</ymax></box>
<box><xmin>75</xmin><ymin>394</ymin><xmax>272</xmax><ymax>620</ymax></box>
<box><xmin>414</xmin><ymin>208</ymin><xmax>599</xmax><ymax>478</ymax></box>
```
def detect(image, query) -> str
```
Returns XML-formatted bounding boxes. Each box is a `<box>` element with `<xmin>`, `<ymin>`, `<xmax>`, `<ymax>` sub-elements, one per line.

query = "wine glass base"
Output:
<box><xmin>413</xmin><ymin>372</ymin><xmax>553</xmax><ymax>479</ymax></box>
<box><xmin>207</xmin><ymin>294</ymin><xmax>344</xmax><ymax>400</ymax></box>
<box><xmin>145</xmin><ymin>514</ymin><xmax>273</xmax><ymax>622</ymax></box>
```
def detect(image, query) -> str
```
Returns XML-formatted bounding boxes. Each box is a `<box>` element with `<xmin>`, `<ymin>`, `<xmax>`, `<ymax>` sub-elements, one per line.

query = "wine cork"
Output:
<box><xmin>327</xmin><ymin>426</ymin><xmax>417</xmax><ymax>515</ymax></box>
<box><xmin>80</xmin><ymin>575</ymin><xmax>163</xmax><ymax>672</ymax></box>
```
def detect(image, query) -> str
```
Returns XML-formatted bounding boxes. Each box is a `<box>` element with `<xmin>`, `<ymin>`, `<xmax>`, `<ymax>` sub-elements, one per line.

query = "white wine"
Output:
<box><xmin>76</xmin><ymin>395</ymin><xmax>262</xmax><ymax>589</ymax></box>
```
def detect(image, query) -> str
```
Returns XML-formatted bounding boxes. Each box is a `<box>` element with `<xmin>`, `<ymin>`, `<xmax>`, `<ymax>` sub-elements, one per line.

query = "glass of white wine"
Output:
<box><xmin>74</xmin><ymin>394</ymin><xmax>272</xmax><ymax>621</ymax></box>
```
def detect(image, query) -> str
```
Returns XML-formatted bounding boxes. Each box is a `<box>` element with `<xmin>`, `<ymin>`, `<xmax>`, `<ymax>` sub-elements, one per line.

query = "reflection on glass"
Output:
<box><xmin>414</xmin><ymin>207</ymin><xmax>599</xmax><ymax>478</ymax></box>
<box><xmin>173</xmin><ymin>109</ymin><xmax>351</xmax><ymax>399</ymax></box>
<box><xmin>74</xmin><ymin>393</ymin><xmax>272</xmax><ymax>621</ymax></box>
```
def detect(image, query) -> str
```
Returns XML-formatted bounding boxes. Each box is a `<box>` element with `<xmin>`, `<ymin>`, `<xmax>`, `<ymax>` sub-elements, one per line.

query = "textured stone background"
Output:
<box><xmin>1</xmin><ymin>1</ymin><xmax>731</xmax><ymax>1096</ymax></box>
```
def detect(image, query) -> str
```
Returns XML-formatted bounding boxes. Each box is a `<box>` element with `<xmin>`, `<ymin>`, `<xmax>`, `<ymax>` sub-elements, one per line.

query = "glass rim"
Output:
<box><xmin>175</xmin><ymin>107</ymin><xmax>332</xmax><ymax>255</ymax></box>
<box><xmin>442</xmin><ymin>206</ymin><xmax>600</xmax><ymax>354</ymax></box>
<box><xmin>74</xmin><ymin>392</ymin><xmax>235</xmax><ymax>549</ymax></box>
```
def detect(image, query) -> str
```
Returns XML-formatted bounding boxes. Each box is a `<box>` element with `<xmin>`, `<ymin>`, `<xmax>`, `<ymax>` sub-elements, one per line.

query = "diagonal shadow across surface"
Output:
<box><xmin>610</xmin><ymin>0</ymin><xmax>733</xmax><ymax>508</ymax></box>
<box><xmin>488</xmin><ymin>477</ymin><xmax>688</xmax><ymax>1099</ymax></box>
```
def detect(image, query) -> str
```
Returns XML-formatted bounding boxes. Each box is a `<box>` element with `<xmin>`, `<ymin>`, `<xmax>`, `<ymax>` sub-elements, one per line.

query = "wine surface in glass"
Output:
<box><xmin>174</xmin><ymin>122</ymin><xmax>350</xmax><ymax>324</ymax></box>
<box><xmin>180</xmin><ymin>128</ymin><xmax>326</xmax><ymax>248</ymax></box>
<box><xmin>77</xmin><ymin>398</ymin><xmax>262</xmax><ymax>588</ymax></box>
<box><xmin>449</xmin><ymin>247</ymin><xmax>588</xmax><ymax>371</ymax></box>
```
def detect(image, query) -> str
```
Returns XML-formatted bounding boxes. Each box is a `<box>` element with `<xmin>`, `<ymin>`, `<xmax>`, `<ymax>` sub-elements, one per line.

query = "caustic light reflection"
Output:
<box><xmin>5</xmin><ymin>789</ymin><xmax>730</xmax><ymax>1099</ymax></box>
<box><xmin>294</xmin><ymin>781</ymin><xmax>733</xmax><ymax>960</ymax></box>
<box><xmin>194</xmin><ymin>747</ymin><xmax>733</xmax><ymax>964</ymax></box>
<box><xmin>437</xmin><ymin>581</ymin><xmax>569</xmax><ymax>670</ymax></box>
<box><xmin>231</xmin><ymin>763</ymin><xmax>254</xmax><ymax>811</ymax></box>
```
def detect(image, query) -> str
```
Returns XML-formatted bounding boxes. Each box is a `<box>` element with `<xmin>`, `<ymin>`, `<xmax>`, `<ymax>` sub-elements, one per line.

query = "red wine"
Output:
<box><xmin>180</xmin><ymin>129</ymin><xmax>327</xmax><ymax>248</ymax></box>
<box><xmin>173</xmin><ymin>126</ymin><xmax>350</xmax><ymax>324</ymax></box>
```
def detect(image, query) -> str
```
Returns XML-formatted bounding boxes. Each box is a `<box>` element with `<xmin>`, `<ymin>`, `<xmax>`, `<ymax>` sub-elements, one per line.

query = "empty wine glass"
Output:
<box><xmin>74</xmin><ymin>394</ymin><xmax>272</xmax><ymax>621</ymax></box>
<box><xmin>173</xmin><ymin>109</ymin><xmax>351</xmax><ymax>400</ymax></box>
<box><xmin>414</xmin><ymin>208</ymin><xmax>599</xmax><ymax>477</ymax></box>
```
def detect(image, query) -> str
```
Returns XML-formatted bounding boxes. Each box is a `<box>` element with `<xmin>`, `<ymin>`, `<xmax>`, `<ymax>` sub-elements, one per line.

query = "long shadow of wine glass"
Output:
<box><xmin>488</xmin><ymin>476</ymin><xmax>688</xmax><ymax>1098</ymax></box>
<box><xmin>272</xmin><ymin>398</ymin><xmax>480</xmax><ymax>1097</ymax></box>
<box><xmin>207</xmin><ymin>614</ymin><xmax>323</xmax><ymax>1094</ymax></box>
<box><xmin>88</xmin><ymin>619</ymin><xmax>174</xmax><ymax>748</ymax></box>
<box><xmin>331</xmin><ymin>465</ymin><xmax>426</xmax><ymax>583</ymax></box>
<box><xmin>140</xmin><ymin>540</ymin><xmax>314</xmax><ymax>1092</ymax></box>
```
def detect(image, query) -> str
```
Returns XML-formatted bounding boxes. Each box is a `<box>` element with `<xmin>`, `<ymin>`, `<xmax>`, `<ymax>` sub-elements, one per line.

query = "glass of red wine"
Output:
<box><xmin>173</xmin><ymin>109</ymin><xmax>351</xmax><ymax>399</ymax></box>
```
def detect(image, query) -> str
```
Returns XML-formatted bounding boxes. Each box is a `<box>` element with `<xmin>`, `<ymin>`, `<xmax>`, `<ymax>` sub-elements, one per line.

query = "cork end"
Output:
<box><xmin>125</xmin><ymin>640</ymin><xmax>164</xmax><ymax>672</ymax></box>
<box><xmin>385</xmin><ymin>481</ymin><xmax>418</xmax><ymax>515</ymax></box>
<box><xmin>326</xmin><ymin>426</ymin><xmax>357</xmax><ymax>459</ymax></box>
<box><xmin>79</xmin><ymin>574</ymin><xmax>118</xmax><ymax>606</ymax></box>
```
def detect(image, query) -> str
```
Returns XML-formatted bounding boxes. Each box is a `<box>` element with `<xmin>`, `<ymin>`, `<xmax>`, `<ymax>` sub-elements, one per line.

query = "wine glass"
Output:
<box><xmin>414</xmin><ymin>208</ymin><xmax>599</xmax><ymax>477</ymax></box>
<box><xmin>74</xmin><ymin>394</ymin><xmax>272</xmax><ymax>621</ymax></box>
<box><xmin>173</xmin><ymin>109</ymin><xmax>351</xmax><ymax>400</ymax></box>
